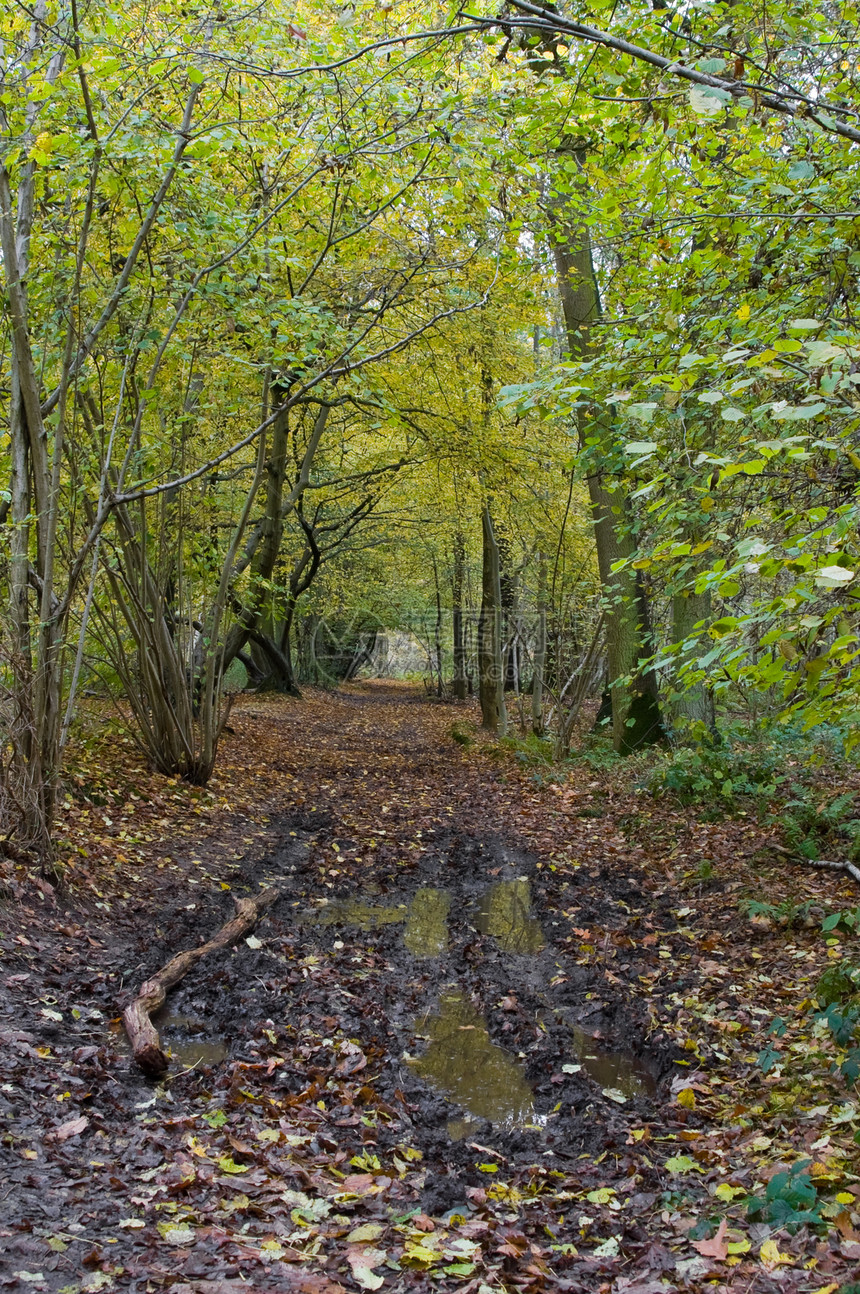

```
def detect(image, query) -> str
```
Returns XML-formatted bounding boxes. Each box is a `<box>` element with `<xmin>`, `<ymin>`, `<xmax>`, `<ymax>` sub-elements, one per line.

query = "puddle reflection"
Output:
<box><xmin>154</xmin><ymin>1010</ymin><xmax>227</xmax><ymax>1068</ymax></box>
<box><xmin>404</xmin><ymin>888</ymin><xmax>451</xmax><ymax>958</ymax></box>
<box><xmin>476</xmin><ymin>878</ymin><xmax>544</xmax><ymax>953</ymax></box>
<box><xmin>310</xmin><ymin>899</ymin><xmax>407</xmax><ymax>929</ymax></box>
<box><xmin>570</xmin><ymin>1025</ymin><xmax>656</xmax><ymax>1098</ymax></box>
<box><xmin>109</xmin><ymin>1011</ymin><xmax>227</xmax><ymax>1069</ymax></box>
<box><xmin>411</xmin><ymin>992</ymin><xmax>534</xmax><ymax>1126</ymax></box>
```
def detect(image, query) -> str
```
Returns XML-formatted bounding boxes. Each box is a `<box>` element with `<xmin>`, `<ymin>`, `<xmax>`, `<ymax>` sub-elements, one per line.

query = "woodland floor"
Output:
<box><xmin>1</xmin><ymin>682</ymin><xmax>860</xmax><ymax>1294</ymax></box>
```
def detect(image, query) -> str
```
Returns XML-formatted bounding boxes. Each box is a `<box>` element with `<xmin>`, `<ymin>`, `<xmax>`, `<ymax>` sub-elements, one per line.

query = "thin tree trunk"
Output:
<box><xmin>452</xmin><ymin>532</ymin><xmax>467</xmax><ymax>700</ymax></box>
<box><xmin>478</xmin><ymin>505</ymin><xmax>507</xmax><ymax>734</ymax></box>
<box><xmin>532</xmin><ymin>551</ymin><xmax>547</xmax><ymax>735</ymax></box>
<box><xmin>433</xmin><ymin>559</ymin><xmax>444</xmax><ymax>697</ymax></box>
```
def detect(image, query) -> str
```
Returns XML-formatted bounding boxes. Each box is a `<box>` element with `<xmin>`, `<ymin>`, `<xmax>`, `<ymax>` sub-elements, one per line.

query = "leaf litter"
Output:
<box><xmin>1</xmin><ymin>682</ymin><xmax>859</xmax><ymax>1291</ymax></box>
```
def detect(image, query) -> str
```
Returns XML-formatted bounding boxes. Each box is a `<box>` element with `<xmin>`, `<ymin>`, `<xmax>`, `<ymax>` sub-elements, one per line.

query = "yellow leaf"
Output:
<box><xmin>401</xmin><ymin>1242</ymin><xmax>439</xmax><ymax>1267</ymax></box>
<box><xmin>217</xmin><ymin>1155</ymin><xmax>249</xmax><ymax>1174</ymax></box>
<box><xmin>835</xmin><ymin>1192</ymin><xmax>854</xmax><ymax>1205</ymax></box>
<box><xmin>760</xmin><ymin>1239</ymin><xmax>793</xmax><ymax>1268</ymax></box>
<box><xmin>348</xmin><ymin>1224</ymin><xmax>385</xmax><ymax>1244</ymax></box>
<box><xmin>676</xmin><ymin>1088</ymin><xmax>696</xmax><ymax>1110</ymax></box>
<box><xmin>736</xmin><ymin>303</ymin><xmax>751</xmax><ymax>321</ymax></box>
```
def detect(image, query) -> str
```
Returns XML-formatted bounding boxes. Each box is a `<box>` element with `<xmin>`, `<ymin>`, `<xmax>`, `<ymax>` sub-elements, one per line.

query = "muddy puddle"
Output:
<box><xmin>310</xmin><ymin>898</ymin><xmax>408</xmax><ymax>929</ymax></box>
<box><xmin>301</xmin><ymin>872</ymin><xmax>657</xmax><ymax>1129</ymax></box>
<box><xmin>108</xmin><ymin>1011</ymin><xmax>227</xmax><ymax>1070</ymax></box>
<box><xmin>410</xmin><ymin>992</ymin><xmax>537</xmax><ymax>1131</ymax></box>
<box><xmin>308</xmin><ymin>887</ymin><xmax>451</xmax><ymax>958</ymax></box>
<box><xmin>569</xmin><ymin>1025</ymin><xmax>656</xmax><ymax>1099</ymax></box>
<box><xmin>155</xmin><ymin>1010</ymin><xmax>228</xmax><ymax>1068</ymax></box>
<box><xmin>404</xmin><ymin>888</ymin><xmax>451</xmax><ymax>957</ymax></box>
<box><xmin>475</xmin><ymin>878</ymin><xmax>544</xmax><ymax>953</ymax></box>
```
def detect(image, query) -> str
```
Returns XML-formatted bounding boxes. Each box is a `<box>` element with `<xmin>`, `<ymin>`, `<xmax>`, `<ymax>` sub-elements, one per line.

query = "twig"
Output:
<box><xmin>769</xmin><ymin>842</ymin><xmax>860</xmax><ymax>889</ymax></box>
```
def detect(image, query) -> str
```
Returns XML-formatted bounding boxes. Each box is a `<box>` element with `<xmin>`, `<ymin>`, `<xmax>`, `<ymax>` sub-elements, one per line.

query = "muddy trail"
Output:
<box><xmin>3</xmin><ymin>684</ymin><xmax>860</xmax><ymax>1293</ymax></box>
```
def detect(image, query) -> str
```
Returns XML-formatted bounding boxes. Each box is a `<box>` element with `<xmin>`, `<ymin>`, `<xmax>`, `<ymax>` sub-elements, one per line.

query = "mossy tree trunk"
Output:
<box><xmin>550</xmin><ymin>169</ymin><xmax>664</xmax><ymax>754</ymax></box>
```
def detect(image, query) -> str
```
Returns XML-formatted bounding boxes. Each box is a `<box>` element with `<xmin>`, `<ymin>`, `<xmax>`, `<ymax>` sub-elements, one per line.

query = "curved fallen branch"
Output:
<box><xmin>769</xmin><ymin>842</ymin><xmax>860</xmax><ymax>889</ymax></box>
<box><xmin>123</xmin><ymin>886</ymin><xmax>281</xmax><ymax>1076</ymax></box>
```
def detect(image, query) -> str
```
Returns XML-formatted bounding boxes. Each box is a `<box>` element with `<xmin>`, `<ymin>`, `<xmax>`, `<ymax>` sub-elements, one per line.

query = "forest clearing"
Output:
<box><xmin>3</xmin><ymin>0</ymin><xmax>860</xmax><ymax>1289</ymax></box>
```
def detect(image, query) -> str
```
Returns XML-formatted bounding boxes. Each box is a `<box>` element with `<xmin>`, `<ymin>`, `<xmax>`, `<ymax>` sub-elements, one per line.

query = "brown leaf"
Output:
<box><xmin>691</xmin><ymin>1218</ymin><xmax>727</xmax><ymax>1260</ymax></box>
<box><xmin>51</xmin><ymin>1115</ymin><xmax>89</xmax><ymax>1142</ymax></box>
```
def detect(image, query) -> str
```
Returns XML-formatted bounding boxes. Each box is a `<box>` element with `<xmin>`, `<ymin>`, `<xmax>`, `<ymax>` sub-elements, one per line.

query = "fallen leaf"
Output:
<box><xmin>692</xmin><ymin>1218</ymin><xmax>727</xmax><ymax>1260</ymax></box>
<box><xmin>50</xmin><ymin>1115</ymin><xmax>89</xmax><ymax>1142</ymax></box>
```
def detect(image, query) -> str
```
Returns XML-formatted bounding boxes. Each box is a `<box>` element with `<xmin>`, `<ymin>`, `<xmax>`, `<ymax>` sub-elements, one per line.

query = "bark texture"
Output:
<box><xmin>123</xmin><ymin>886</ymin><xmax>281</xmax><ymax>1075</ymax></box>
<box><xmin>478</xmin><ymin>506</ymin><xmax>507</xmax><ymax>734</ymax></box>
<box><xmin>550</xmin><ymin>168</ymin><xmax>663</xmax><ymax>754</ymax></box>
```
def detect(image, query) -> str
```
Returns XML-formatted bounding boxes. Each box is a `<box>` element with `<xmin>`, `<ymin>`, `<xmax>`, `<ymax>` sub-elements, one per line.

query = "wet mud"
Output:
<box><xmin>0</xmin><ymin>686</ymin><xmax>693</xmax><ymax>1291</ymax></box>
<box><xmin>119</xmin><ymin>817</ymin><xmax>676</xmax><ymax>1171</ymax></box>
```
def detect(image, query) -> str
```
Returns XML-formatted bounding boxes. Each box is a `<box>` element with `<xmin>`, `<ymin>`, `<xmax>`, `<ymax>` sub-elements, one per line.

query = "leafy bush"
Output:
<box><xmin>646</xmin><ymin>740</ymin><xmax>786</xmax><ymax>806</ymax></box>
<box><xmin>747</xmin><ymin>1161</ymin><xmax>821</xmax><ymax>1232</ymax></box>
<box><xmin>816</xmin><ymin>961</ymin><xmax>860</xmax><ymax>1008</ymax></box>
<box><xmin>779</xmin><ymin>792</ymin><xmax>860</xmax><ymax>862</ymax></box>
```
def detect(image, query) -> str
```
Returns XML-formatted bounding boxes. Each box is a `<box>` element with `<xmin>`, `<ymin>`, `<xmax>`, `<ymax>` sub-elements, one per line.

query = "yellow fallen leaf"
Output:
<box><xmin>348</xmin><ymin>1224</ymin><xmax>385</xmax><ymax>1244</ymax></box>
<box><xmin>676</xmin><ymin>1088</ymin><xmax>696</xmax><ymax>1110</ymax></box>
<box><xmin>217</xmin><ymin>1155</ymin><xmax>249</xmax><ymax>1174</ymax></box>
<box><xmin>760</xmin><ymin>1238</ymin><xmax>793</xmax><ymax>1268</ymax></box>
<box><xmin>401</xmin><ymin>1241</ymin><xmax>439</xmax><ymax>1267</ymax></box>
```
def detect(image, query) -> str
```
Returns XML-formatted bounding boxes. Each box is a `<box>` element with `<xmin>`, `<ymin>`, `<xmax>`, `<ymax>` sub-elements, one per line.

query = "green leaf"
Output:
<box><xmin>665</xmin><ymin>1154</ymin><xmax>699</xmax><ymax>1173</ymax></box>
<box><xmin>217</xmin><ymin>1155</ymin><xmax>249</xmax><ymax>1174</ymax></box>
<box><xmin>625</xmin><ymin>404</ymin><xmax>658</xmax><ymax>423</ymax></box>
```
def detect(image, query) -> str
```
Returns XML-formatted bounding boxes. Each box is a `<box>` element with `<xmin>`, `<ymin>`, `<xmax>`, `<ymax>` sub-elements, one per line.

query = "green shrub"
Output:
<box><xmin>646</xmin><ymin>741</ymin><xmax>786</xmax><ymax>806</ymax></box>
<box><xmin>779</xmin><ymin>791</ymin><xmax>860</xmax><ymax>861</ymax></box>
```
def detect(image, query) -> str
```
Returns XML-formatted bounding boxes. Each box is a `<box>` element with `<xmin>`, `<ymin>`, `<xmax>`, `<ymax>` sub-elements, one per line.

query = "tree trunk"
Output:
<box><xmin>433</xmin><ymin>559</ymin><xmax>444</xmax><ymax>697</ymax></box>
<box><xmin>452</xmin><ymin>532</ymin><xmax>467</xmax><ymax>700</ymax></box>
<box><xmin>532</xmin><ymin>551</ymin><xmax>547</xmax><ymax>735</ymax></box>
<box><xmin>478</xmin><ymin>505</ymin><xmax>507</xmax><ymax>734</ymax></box>
<box><xmin>221</xmin><ymin>401</ymin><xmax>329</xmax><ymax>675</ymax></box>
<box><xmin>549</xmin><ymin>164</ymin><xmax>663</xmax><ymax>754</ymax></box>
<box><xmin>670</xmin><ymin>589</ymin><xmax>715</xmax><ymax>733</ymax></box>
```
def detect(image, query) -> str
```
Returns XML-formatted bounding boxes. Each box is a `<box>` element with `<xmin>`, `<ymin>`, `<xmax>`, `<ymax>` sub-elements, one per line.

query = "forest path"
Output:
<box><xmin>2</xmin><ymin>683</ymin><xmax>858</xmax><ymax>1292</ymax></box>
